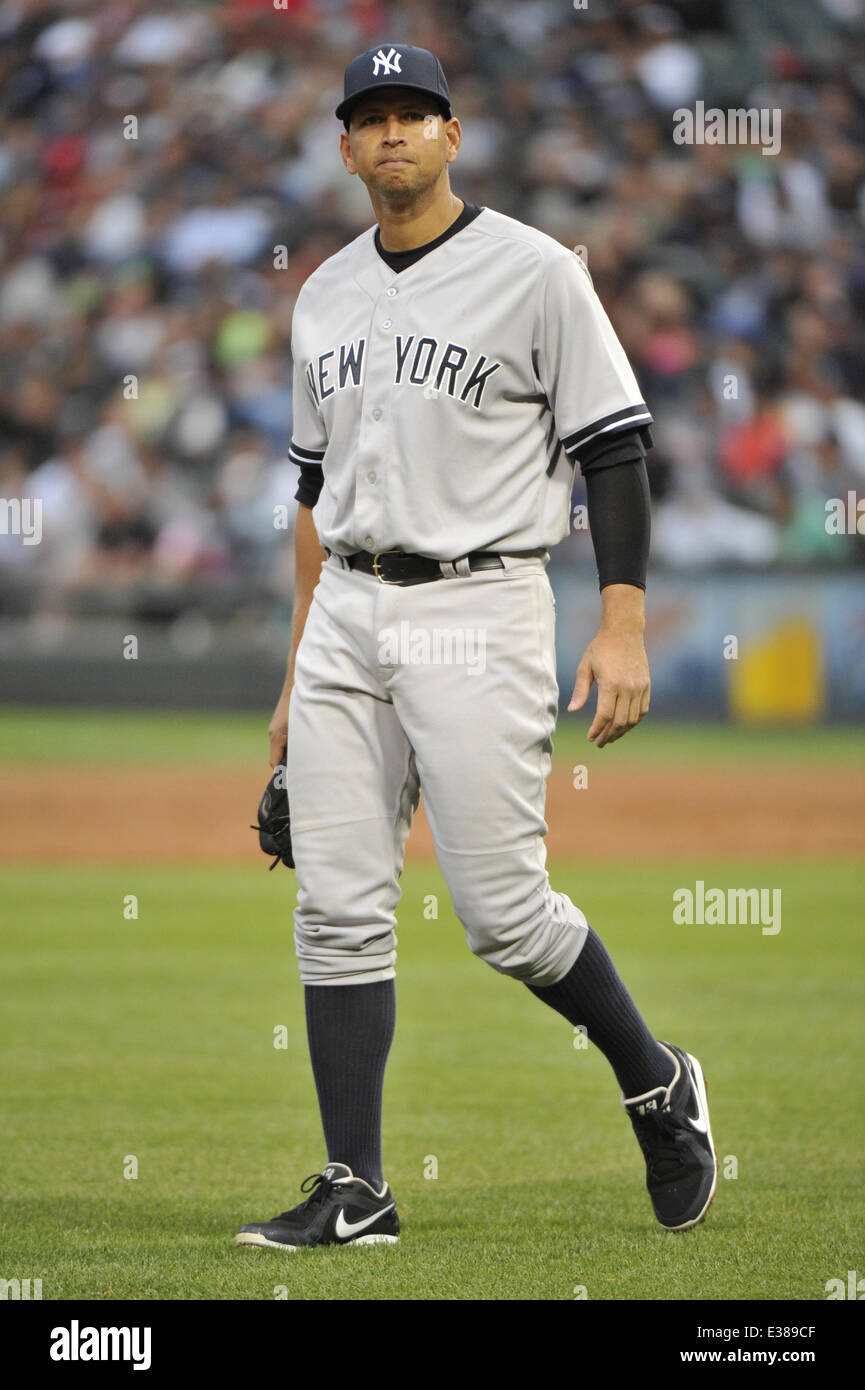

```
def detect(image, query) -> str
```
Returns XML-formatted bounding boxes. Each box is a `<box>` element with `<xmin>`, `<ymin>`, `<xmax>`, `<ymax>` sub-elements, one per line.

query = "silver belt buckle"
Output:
<box><xmin>371</xmin><ymin>549</ymin><xmax>403</xmax><ymax>584</ymax></box>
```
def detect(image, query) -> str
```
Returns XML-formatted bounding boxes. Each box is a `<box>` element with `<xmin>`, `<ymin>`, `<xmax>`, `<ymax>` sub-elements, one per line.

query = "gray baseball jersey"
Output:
<box><xmin>288</xmin><ymin>206</ymin><xmax>652</xmax><ymax>559</ymax></box>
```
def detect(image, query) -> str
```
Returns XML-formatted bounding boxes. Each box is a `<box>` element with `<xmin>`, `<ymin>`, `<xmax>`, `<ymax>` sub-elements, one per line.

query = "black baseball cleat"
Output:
<box><xmin>235</xmin><ymin>1163</ymin><xmax>400</xmax><ymax>1250</ymax></box>
<box><xmin>623</xmin><ymin>1041</ymin><xmax>717</xmax><ymax>1232</ymax></box>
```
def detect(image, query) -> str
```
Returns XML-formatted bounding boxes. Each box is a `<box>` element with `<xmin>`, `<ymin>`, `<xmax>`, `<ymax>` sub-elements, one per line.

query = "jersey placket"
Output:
<box><xmin>354</xmin><ymin>281</ymin><xmax>400</xmax><ymax>553</ymax></box>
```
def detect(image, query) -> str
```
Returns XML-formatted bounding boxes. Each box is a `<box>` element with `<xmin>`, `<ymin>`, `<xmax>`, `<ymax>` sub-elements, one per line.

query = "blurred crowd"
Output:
<box><xmin>1</xmin><ymin>0</ymin><xmax>865</xmax><ymax>622</ymax></box>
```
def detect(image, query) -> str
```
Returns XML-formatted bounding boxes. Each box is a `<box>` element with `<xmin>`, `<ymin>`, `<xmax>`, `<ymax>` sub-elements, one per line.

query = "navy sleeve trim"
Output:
<box><xmin>579</xmin><ymin>424</ymin><xmax>653</xmax><ymax>475</ymax></box>
<box><xmin>288</xmin><ymin>439</ymin><xmax>325</xmax><ymax>465</ymax></box>
<box><xmin>561</xmin><ymin>404</ymin><xmax>653</xmax><ymax>457</ymax></box>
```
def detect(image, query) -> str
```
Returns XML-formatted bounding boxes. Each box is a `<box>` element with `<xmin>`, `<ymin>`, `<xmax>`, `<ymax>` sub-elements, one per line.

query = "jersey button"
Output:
<box><xmin>372</xmin><ymin>407</ymin><xmax>382</xmax><ymax>420</ymax></box>
<box><xmin>367</xmin><ymin>472</ymin><xmax>377</xmax><ymax>483</ymax></box>
<box><xmin>364</xmin><ymin>536</ymin><xmax>374</xmax><ymax>548</ymax></box>
<box><xmin>382</xmin><ymin>318</ymin><xmax>392</xmax><ymax>329</ymax></box>
<box><xmin>386</xmin><ymin>287</ymin><xmax>397</xmax><ymax>297</ymax></box>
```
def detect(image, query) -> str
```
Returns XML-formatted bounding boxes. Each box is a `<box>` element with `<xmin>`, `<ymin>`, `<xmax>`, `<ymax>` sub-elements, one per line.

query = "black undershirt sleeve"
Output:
<box><xmin>583</xmin><ymin>458</ymin><xmax>651</xmax><ymax>591</ymax></box>
<box><xmin>577</xmin><ymin>423</ymin><xmax>652</xmax><ymax>473</ymax></box>
<box><xmin>294</xmin><ymin>461</ymin><xmax>325</xmax><ymax>508</ymax></box>
<box><xmin>575</xmin><ymin>424</ymin><xmax>652</xmax><ymax>591</ymax></box>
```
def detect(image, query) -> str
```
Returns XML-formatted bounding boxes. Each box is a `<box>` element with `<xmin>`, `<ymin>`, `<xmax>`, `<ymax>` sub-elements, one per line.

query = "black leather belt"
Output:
<box><xmin>333</xmin><ymin>548</ymin><xmax>506</xmax><ymax>586</ymax></box>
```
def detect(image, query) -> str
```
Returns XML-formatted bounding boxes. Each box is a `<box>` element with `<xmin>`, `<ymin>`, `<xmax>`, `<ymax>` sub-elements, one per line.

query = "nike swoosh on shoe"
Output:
<box><xmin>683</xmin><ymin>1057</ymin><xmax>710</xmax><ymax>1133</ymax></box>
<box><xmin>335</xmin><ymin>1203</ymin><xmax>395</xmax><ymax>1239</ymax></box>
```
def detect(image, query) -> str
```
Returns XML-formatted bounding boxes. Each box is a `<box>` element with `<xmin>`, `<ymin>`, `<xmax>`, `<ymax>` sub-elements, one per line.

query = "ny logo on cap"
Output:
<box><xmin>372</xmin><ymin>47</ymin><xmax>402</xmax><ymax>77</ymax></box>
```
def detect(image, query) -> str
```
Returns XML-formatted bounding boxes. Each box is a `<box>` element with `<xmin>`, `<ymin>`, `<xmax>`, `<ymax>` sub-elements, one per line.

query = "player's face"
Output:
<box><xmin>340</xmin><ymin>90</ymin><xmax>459</xmax><ymax>205</ymax></box>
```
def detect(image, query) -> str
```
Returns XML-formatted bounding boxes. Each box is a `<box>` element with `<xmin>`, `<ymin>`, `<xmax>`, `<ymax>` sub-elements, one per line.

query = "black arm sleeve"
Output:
<box><xmin>584</xmin><ymin>457</ymin><xmax>651</xmax><ymax>591</ymax></box>
<box><xmin>577</xmin><ymin>423</ymin><xmax>652</xmax><ymax>474</ymax></box>
<box><xmin>294</xmin><ymin>461</ymin><xmax>325</xmax><ymax>508</ymax></box>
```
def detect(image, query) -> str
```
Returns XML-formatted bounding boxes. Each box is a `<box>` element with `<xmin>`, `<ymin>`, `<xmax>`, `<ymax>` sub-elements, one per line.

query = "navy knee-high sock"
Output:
<box><xmin>304</xmin><ymin>980</ymin><xmax>395</xmax><ymax>1188</ymax></box>
<box><xmin>527</xmin><ymin>925</ymin><xmax>676</xmax><ymax>1097</ymax></box>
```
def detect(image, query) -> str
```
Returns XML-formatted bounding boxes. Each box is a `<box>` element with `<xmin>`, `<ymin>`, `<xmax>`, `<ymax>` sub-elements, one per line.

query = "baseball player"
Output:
<box><xmin>237</xmin><ymin>44</ymin><xmax>716</xmax><ymax>1252</ymax></box>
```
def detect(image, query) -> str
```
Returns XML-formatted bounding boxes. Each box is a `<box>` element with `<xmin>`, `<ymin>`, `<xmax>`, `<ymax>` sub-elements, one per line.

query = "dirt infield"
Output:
<box><xmin>2</xmin><ymin>762</ymin><xmax>861</xmax><ymax>863</ymax></box>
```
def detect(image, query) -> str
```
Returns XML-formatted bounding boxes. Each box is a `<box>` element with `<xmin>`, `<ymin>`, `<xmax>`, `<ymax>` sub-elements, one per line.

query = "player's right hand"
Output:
<box><xmin>268</xmin><ymin>688</ymin><xmax>292</xmax><ymax>767</ymax></box>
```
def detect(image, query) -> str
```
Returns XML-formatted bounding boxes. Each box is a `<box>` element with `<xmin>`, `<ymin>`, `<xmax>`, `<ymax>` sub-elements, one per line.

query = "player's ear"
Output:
<box><xmin>340</xmin><ymin>130</ymin><xmax>358</xmax><ymax>175</ymax></box>
<box><xmin>444</xmin><ymin>117</ymin><xmax>461</xmax><ymax>163</ymax></box>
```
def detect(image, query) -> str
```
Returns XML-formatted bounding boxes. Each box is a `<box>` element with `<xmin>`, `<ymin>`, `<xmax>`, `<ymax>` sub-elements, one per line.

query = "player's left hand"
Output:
<box><xmin>568</xmin><ymin>619</ymin><xmax>650</xmax><ymax>748</ymax></box>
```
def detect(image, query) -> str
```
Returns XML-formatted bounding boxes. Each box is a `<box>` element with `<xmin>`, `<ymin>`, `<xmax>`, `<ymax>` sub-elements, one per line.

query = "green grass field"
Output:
<box><xmin>2</xmin><ymin>709</ymin><xmax>863</xmax><ymax>1301</ymax></box>
<box><xmin>1</xmin><ymin>704</ymin><xmax>865</xmax><ymax>768</ymax></box>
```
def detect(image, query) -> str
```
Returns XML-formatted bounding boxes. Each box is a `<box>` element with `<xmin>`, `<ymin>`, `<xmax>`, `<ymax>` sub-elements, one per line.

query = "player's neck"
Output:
<box><xmin>375</xmin><ymin>189</ymin><xmax>464</xmax><ymax>254</ymax></box>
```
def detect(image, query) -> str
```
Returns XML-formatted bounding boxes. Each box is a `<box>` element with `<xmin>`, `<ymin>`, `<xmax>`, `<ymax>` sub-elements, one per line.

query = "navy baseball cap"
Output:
<box><xmin>336</xmin><ymin>43</ymin><xmax>452</xmax><ymax>126</ymax></box>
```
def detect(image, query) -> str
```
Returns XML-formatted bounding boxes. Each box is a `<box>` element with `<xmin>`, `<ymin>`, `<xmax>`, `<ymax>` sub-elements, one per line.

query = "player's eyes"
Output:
<box><xmin>361</xmin><ymin>112</ymin><xmax>424</xmax><ymax>124</ymax></box>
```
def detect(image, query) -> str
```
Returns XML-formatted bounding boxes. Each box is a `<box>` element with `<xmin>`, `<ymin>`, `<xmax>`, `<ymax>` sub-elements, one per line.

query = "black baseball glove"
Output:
<box><xmin>251</xmin><ymin>745</ymin><xmax>294</xmax><ymax>870</ymax></box>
